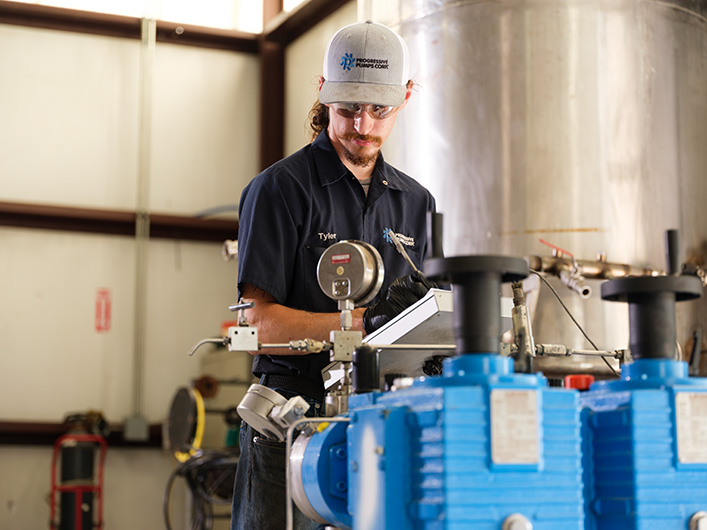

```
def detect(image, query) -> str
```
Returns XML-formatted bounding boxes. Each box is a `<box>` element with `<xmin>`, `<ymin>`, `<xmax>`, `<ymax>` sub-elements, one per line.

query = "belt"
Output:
<box><xmin>260</xmin><ymin>374</ymin><xmax>325</xmax><ymax>403</ymax></box>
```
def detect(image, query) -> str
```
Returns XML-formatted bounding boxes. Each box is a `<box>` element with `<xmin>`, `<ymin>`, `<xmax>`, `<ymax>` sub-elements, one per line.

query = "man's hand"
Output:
<box><xmin>362</xmin><ymin>273</ymin><xmax>433</xmax><ymax>334</ymax></box>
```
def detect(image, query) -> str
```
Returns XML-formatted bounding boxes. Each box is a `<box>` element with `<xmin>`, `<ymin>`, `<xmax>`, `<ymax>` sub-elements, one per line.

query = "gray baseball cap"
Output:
<box><xmin>319</xmin><ymin>21</ymin><xmax>410</xmax><ymax>107</ymax></box>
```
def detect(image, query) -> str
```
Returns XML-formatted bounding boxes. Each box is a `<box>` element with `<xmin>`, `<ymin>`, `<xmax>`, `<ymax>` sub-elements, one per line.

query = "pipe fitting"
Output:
<box><xmin>558</xmin><ymin>267</ymin><xmax>592</xmax><ymax>299</ymax></box>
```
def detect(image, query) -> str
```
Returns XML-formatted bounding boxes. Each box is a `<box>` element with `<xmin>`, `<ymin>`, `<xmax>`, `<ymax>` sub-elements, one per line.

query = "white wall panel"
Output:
<box><xmin>0</xmin><ymin>228</ymin><xmax>239</xmax><ymax>423</ymax></box>
<box><xmin>141</xmin><ymin>237</ymin><xmax>240</xmax><ymax>420</ymax></box>
<box><xmin>0</xmin><ymin>228</ymin><xmax>136</xmax><ymax>421</ymax></box>
<box><xmin>150</xmin><ymin>45</ymin><xmax>259</xmax><ymax>216</ymax></box>
<box><xmin>0</xmin><ymin>448</ymin><xmax>53</xmax><ymax>530</ymax></box>
<box><xmin>0</xmin><ymin>23</ymin><xmax>256</xmax><ymax>217</ymax></box>
<box><xmin>0</xmin><ymin>24</ymin><xmax>140</xmax><ymax>210</ymax></box>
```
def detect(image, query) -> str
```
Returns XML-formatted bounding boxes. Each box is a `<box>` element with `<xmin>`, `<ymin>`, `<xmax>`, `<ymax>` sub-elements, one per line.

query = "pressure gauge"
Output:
<box><xmin>317</xmin><ymin>240</ymin><xmax>384</xmax><ymax>306</ymax></box>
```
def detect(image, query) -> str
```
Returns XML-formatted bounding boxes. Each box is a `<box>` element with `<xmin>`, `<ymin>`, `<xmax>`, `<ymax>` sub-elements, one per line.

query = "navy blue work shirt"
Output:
<box><xmin>237</xmin><ymin>130</ymin><xmax>436</xmax><ymax>386</ymax></box>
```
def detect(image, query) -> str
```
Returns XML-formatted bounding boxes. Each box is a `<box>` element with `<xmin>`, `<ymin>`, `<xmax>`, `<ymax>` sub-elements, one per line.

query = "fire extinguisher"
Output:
<box><xmin>50</xmin><ymin>412</ymin><xmax>109</xmax><ymax>530</ymax></box>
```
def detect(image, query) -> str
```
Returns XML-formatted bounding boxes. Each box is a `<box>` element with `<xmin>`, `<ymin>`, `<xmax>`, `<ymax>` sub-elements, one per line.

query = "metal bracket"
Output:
<box><xmin>329</xmin><ymin>329</ymin><xmax>363</xmax><ymax>362</ymax></box>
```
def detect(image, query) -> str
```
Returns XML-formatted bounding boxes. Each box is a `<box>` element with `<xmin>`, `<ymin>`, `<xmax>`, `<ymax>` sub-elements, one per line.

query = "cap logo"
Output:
<box><xmin>321</xmin><ymin>22</ymin><xmax>408</xmax><ymax>107</ymax></box>
<box><xmin>341</xmin><ymin>52</ymin><xmax>390</xmax><ymax>72</ymax></box>
<box><xmin>340</xmin><ymin>53</ymin><xmax>356</xmax><ymax>71</ymax></box>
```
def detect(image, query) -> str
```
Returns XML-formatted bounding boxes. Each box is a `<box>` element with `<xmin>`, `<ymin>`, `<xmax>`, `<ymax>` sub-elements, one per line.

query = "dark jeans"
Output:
<box><xmin>230</xmin><ymin>387</ymin><xmax>327</xmax><ymax>530</ymax></box>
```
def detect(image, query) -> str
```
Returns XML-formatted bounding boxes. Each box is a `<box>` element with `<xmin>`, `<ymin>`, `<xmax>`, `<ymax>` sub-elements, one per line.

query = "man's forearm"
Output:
<box><xmin>241</xmin><ymin>295</ymin><xmax>366</xmax><ymax>356</ymax></box>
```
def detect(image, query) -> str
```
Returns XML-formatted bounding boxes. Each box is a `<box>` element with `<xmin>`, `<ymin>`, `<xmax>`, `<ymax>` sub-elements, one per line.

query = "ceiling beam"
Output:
<box><xmin>0</xmin><ymin>201</ymin><xmax>237</xmax><ymax>242</ymax></box>
<box><xmin>0</xmin><ymin>421</ymin><xmax>163</xmax><ymax>447</ymax></box>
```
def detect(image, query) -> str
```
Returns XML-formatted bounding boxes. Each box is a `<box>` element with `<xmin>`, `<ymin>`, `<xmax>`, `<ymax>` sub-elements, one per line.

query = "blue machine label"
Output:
<box><xmin>676</xmin><ymin>392</ymin><xmax>707</xmax><ymax>464</ymax></box>
<box><xmin>490</xmin><ymin>389</ymin><xmax>540</xmax><ymax>464</ymax></box>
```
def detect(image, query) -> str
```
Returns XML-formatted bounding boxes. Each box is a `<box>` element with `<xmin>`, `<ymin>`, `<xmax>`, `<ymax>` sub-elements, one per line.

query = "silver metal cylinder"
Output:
<box><xmin>361</xmin><ymin>0</ymin><xmax>707</xmax><ymax>375</ymax></box>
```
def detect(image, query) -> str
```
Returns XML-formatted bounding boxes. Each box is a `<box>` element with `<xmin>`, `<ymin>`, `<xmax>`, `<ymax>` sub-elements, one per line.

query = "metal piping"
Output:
<box><xmin>525</xmin><ymin>255</ymin><xmax>662</xmax><ymax>282</ymax></box>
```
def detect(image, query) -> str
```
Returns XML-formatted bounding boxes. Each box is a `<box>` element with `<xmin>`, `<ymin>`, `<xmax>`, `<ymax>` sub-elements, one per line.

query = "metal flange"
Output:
<box><xmin>601</xmin><ymin>275</ymin><xmax>703</xmax><ymax>361</ymax></box>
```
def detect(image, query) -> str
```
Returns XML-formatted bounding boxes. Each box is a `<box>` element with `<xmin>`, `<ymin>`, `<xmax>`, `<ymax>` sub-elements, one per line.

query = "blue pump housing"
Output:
<box><xmin>301</xmin><ymin>355</ymin><xmax>585</xmax><ymax>529</ymax></box>
<box><xmin>581</xmin><ymin>359</ymin><xmax>707</xmax><ymax>530</ymax></box>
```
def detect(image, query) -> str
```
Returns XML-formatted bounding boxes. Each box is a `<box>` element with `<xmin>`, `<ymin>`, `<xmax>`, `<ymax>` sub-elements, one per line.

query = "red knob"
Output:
<box><xmin>564</xmin><ymin>374</ymin><xmax>595</xmax><ymax>390</ymax></box>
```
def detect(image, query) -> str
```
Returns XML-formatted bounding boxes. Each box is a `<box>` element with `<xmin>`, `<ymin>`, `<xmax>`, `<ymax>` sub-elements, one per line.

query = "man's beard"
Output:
<box><xmin>342</xmin><ymin>133</ymin><xmax>382</xmax><ymax>167</ymax></box>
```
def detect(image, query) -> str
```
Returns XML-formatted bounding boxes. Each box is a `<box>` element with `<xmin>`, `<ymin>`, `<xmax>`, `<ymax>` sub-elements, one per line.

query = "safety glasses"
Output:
<box><xmin>330</xmin><ymin>102</ymin><xmax>399</xmax><ymax>120</ymax></box>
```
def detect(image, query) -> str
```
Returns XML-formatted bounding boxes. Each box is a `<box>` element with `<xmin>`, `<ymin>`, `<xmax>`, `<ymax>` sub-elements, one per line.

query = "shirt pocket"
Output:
<box><xmin>302</xmin><ymin>241</ymin><xmax>338</xmax><ymax>311</ymax></box>
<box><xmin>379</xmin><ymin>244</ymin><xmax>424</xmax><ymax>283</ymax></box>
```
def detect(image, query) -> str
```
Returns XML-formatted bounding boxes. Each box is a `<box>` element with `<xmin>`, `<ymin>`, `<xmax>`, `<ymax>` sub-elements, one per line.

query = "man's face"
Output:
<box><xmin>325</xmin><ymin>88</ymin><xmax>411</xmax><ymax>170</ymax></box>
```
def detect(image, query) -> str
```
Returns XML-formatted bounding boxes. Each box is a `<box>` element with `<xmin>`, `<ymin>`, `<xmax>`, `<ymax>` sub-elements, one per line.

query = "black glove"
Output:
<box><xmin>422</xmin><ymin>355</ymin><xmax>446</xmax><ymax>376</ymax></box>
<box><xmin>362</xmin><ymin>273</ymin><xmax>434</xmax><ymax>334</ymax></box>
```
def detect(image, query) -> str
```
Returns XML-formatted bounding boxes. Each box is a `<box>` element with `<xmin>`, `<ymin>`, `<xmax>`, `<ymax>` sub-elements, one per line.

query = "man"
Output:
<box><xmin>231</xmin><ymin>21</ymin><xmax>436</xmax><ymax>530</ymax></box>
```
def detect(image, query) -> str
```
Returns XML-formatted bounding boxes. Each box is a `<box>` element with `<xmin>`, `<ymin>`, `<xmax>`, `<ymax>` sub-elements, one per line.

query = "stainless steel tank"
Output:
<box><xmin>360</xmin><ymin>0</ymin><xmax>707</xmax><ymax>375</ymax></box>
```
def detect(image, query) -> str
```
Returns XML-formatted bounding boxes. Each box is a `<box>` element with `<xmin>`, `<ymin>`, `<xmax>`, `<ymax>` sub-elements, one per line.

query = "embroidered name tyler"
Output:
<box><xmin>318</xmin><ymin>232</ymin><xmax>337</xmax><ymax>241</ymax></box>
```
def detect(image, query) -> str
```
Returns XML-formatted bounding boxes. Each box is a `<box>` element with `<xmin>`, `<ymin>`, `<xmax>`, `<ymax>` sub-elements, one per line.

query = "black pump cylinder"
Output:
<box><xmin>452</xmin><ymin>271</ymin><xmax>502</xmax><ymax>354</ymax></box>
<box><xmin>426</xmin><ymin>212</ymin><xmax>444</xmax><ymax>259</ymax></box>
<box><xmin>425</xmin><ymin>255</ymin><xmax>528</xmax><ymax>355</ymax></box>
<box><xmin>628</xmin><ymin>291</ymin><xmax>677</xmax><ymax>359</ymax></box>
<box><xmin>601</xmin><ymin>275</ymin><xmax>702</xmax><ymax>360</ymax></box>
<box><xmin>665</xmin><ymin>229</ymin><xmax>680</xmax><ymax>275</ymax></box>
<box><xmin>352</xmin><ymin>345</ymin><xmax>380</xmax><ymax>393</ymax></box>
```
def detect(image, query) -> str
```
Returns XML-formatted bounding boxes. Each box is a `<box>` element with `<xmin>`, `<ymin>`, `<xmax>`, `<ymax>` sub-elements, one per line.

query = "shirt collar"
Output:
<box><xmin>311</xmin><ymin>131</ymin><xmax>409</xmax><ymax>192</ymax></box>
<box><xmin>312</xmin><ymin>131</ymin><xmax>349</xmax><ymax>187</ymax></box>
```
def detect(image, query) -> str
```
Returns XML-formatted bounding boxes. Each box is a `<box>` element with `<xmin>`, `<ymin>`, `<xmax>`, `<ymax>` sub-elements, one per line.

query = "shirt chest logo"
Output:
<box><xmin>383</xmin><ymin>228</ymin><xmax>415</xmax><ymax>248</ymax></box>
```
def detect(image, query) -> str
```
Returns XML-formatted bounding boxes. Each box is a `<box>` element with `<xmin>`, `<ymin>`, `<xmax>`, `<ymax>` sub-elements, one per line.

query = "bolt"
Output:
<box><xmin>690</xmin><ymin>511</ymin><xmax>707</xmax><ymax>530</ymax></box>
<box><xmin>502</xmin><ymin>514</ymin><xmax>532</xmax><ymax>530</ymax></box>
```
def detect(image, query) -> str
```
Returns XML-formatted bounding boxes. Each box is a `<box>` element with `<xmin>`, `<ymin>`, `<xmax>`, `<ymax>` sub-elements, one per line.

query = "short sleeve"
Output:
<box><xmin>237</xmin><ymin>169</ymin><xmax>307</xmax><ymax>304</ymax></box>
